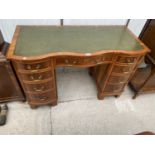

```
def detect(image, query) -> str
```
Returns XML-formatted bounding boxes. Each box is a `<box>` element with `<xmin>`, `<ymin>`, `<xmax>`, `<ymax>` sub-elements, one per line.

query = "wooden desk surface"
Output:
<box><xmin>12</xmin><ymin>26</ymin><xmax>146</xmax><ymax>56</ymax></box>
<box><xmin>6</xmin><ymin>26</ymin><xmax>150</xmax><ymax>108</ymax></box>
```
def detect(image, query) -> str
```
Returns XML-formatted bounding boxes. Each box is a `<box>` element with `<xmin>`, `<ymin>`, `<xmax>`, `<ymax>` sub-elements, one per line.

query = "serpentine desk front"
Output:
<box><xmin>7</xmin><ymin>26</ymin><xmax>150</xmax><ymax>108</ymax></box>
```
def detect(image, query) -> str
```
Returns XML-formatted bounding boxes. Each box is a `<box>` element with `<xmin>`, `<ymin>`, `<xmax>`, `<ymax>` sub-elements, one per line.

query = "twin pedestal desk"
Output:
<box><xmin>7</xmin><ymin>26</ymin><xmax>149</xmax><ymax>108</ymax></box>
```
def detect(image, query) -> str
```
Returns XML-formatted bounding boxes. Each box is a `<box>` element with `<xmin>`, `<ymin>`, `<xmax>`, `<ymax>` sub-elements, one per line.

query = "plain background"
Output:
<box><xmin>0</xmin><ymin>19</ymin><xmax>147</xmax><ymax>42</ymax></box>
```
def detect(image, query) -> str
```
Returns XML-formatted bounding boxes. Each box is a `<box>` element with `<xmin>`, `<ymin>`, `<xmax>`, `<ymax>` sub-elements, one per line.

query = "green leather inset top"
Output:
<box><xmin>14</xmin><ymin>26</ymin><xmax>144</xmax><ymax>56</ymax></box>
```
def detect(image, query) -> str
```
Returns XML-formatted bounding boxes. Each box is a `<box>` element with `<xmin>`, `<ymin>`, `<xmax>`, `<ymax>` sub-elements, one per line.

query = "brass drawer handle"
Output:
<box><xmin>30</xmin><ymin>75</ymin><xmax>43</xmax><ymax>81</ymax></box>
<box><xmin>126</xmin><ymin>58</ymin><xmax>130</xmax><ymax>63</ymax></box>
<box><xmin>84</xmin><ymin>58</ymin><xmax>91</xmax><ymax>62</ymax></box>
<box><xmin>127</xmin><ymin>58</ymin><xmax>133</xmax><ymax>62</ymax></box>
<box><xmin>96</xmin><ymin>62</ymin><xmax>102</xmax><ymax>65</ymax></box>
<box><xmin>26</xmin><ymin>64</ymin><xmax>42</xmax><ymax>70</ymax></box>
<box><xmin>102</xmin><ymin>57</ymin><xmax>105</xmax><ymax>61</ymax></box>
<box><xmin>126</xmin><ymin>58</ymin><xmax>135</xmax><ymax>64</ymax></box>
<box><xmin>26</xmin><ymin>65</ymin><xmax>31</xmax><ymax>70</ymax></box>
<box><xmin>30</xmin><ymin>76</ymin><xmax>34</xmax><ymax>80</ymax></box>
<box><xmin>65</xmin><ymin>59</ymin><xmax>69</xmax><ymax>64</ymax></box>
<box><xmin>73</xmin><ymin>60</ymin><xmax>77</xmax><ymax>64</ymax></box>
<box><xmin>36</xmin><ymin>64</ymin><xmax>41</xmax><ymax>69</ymax></box>
<box><xmin>33</xmin><ymin>96</ymin><xmax>48</xmax><ymax>101</ymax></box>
<box><xmin>116</xmin><ymin>81</ymin><xmax>126</xmax><ymax>84</ymax></box>
<box><xmin>95</xmin><ymin>59</ymin><xmax>102</xmax><ymax>65</ymax></box>
<box><xmin>39</xmin><ymin>96</ymin><xmax>48</xmax><ymax>101</ymax></box>
<box><xmin>65</xmin><ymin>59</ymin><xmax>74</xmax><ymax>66</ymax></box>
<box><xmin>122</xmin><ymin>71</ymin><xmax>130</xmax><ymax>74</ymax></box>
<box><xmin>33</xmin><ymin>86</ymin><xmax>45</xmax><ymax>92</ymax></box>
<box><xmin>65</xmin><ymin>59</ymin><xmax>78</xmax><ymax>65</ymax></box>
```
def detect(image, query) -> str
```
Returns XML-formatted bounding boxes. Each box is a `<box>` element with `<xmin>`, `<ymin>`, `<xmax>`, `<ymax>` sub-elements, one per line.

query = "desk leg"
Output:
<box><xmin>115</xmin><ymin>95</ymin><xmax>120</xmax><ymax>98</ymax></box>
<box><xmin>30</xmin><ymin>105</ymin><xmax>38</xmax><ymax>109</ymax></box>
<box><xmin>97</xmin><ymin>93</ymin><xmax>104</xmax><ymax>100</ymax></box>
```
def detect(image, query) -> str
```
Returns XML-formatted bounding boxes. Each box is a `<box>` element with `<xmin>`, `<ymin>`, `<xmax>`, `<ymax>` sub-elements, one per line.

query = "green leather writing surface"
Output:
<box><xmin>14</xmin><ymin>26</ymin><xmax>144</xmax><ymax>56</ymax></box>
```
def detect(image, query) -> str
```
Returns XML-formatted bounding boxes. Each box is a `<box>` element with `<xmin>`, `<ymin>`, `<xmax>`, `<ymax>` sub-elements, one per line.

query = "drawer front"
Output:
<box><xmin>116</xmin><ymin>55</ymin><xmax>138</xmax><ymax>64</ymax></box>
<box><xmin>112</xmin><ymin>65</ymin><xmax>134</xmax><ymax>74</ymax></box>
<box><xmin>28</xmin><ymin>90</ymin><xmax>56</xmax><ymax>103</ymax></box>
<box><xmin>56</xmin><ymin>54</ymin><xmax>113</xmax><ymax>66</ymax></box>
<box><xmin>21</xmin><ymin>70</ymin><xmax>53</xmax><ymax>82</ymax></box>
<box><xmin>108</xmin><ymin>75</ymin><xmax>129</xmax><ymax>84</ymax></box>
<box><xmin>24</xmin><ymin>80</ymin><xmax>54</xmax><ymax>92</ymax></box>
<box><xmin>104</xmin><ymin>84</ymin><xmax>124</xmax><ymax>93</ymax></box>
<box><xmin>15</xmin><ymin>59</ymin><xmax>51</xmax><ymax>71</ymax></box>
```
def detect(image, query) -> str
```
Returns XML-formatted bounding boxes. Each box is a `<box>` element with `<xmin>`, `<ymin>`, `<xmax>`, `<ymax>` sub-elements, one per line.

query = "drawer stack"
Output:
<box><xmin>92</xmin><ymin>54</ymin><xmax>142</xmax><ymax>99</ymax></box>
<box><xmin>13</xmin><ymin>58</ymin><xmax>57</xmax><ymax>108</ymax></box>
<box><xmin>103</xmin><ymin>55</ymin><xmax>139</xmax><ymax>94</ymax></box>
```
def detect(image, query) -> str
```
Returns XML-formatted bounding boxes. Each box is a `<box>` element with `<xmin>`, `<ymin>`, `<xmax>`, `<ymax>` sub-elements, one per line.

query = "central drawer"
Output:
<box><xmin>56</xmin><ymin>54</ymin><xmax>113</xmax><ymax>67</ymax></box>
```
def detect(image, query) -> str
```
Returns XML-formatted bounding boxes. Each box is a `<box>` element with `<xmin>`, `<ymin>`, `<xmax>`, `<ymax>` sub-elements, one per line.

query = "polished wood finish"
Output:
<box><xmin>0</xmin><ymin>31</ymin><xmax>25</xmax><ymax>103</ymax></box>
<box><xmin>7</xmin><ymin>26</ymin><xmax>149</xmax><ymax>108</ymax></box>
<box><xmin>90</xmin><ymin>54</ymin><xmax>145</xmax><ymax>99</ymax></box>
<box><xmin>130</xmin><ymin>20</ymin><xmax>155</xmax><ymax>98</ymax></box>
<box><xmin>12</xmin><ymin>58</ymin><xmax>57</xmax><ymax>107</ymax></box>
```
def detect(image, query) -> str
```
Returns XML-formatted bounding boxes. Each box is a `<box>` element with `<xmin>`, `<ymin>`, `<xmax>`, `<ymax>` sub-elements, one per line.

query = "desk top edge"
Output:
<box><xmin>7</xmin><ymin>25</ymin><xmax>150</xmax><ymax>61</ymax></box>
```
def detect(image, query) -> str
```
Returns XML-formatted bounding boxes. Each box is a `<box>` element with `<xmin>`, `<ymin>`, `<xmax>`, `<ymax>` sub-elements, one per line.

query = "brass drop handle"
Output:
<box><xmin>127</xmin><ymin>58</ymin><xmax>131</xmax><ymax>63</ymax></box>
<box><xmin>84</xmin><ymin>58</ymin><xmax>90</xmax><ymax>62</ymax></box>
<box><xmin>38</xmin><ymin>75</ymin><xmax>43</xmax><ymax>80</ymax></box>
<box><xmin>123</xmin><ymin>67</ymin><xmax>130</xmax><ymax>72</ymax></box>
<box><xmin>73</xmin><ymin>60</ymin><xmax>77</xmax><ymax>64</ymax></box>
<box><xmin>97</xmin><ymin>62</ymin><xmax>102</xmax><ymax>65</ymax></box>
<box><xmin>122</xmin><ymin>71</ymin><xmax>129</xmax><ymax>74</ymax></box>
<box><xmin>95</xmin><ymin>59</ymin><xmax>102</xmax><ymax>65</ymax></box>
<box><xmin>26</xmin><ymin>65</ymin><xmax>31</xmax><ymax>70</ymax></box>
<box><xmin>65</xmin><ymin>59</ymin><xmax>69</xmax><ymax>64</ymax></box>
<box><xmin>118</xmin><ymin>81</ymin><xmax>126</xmax><ymax>84</ymax></box>
<box><xmin>126</xmin><ymin>57</ymin><xmax>135</xmax><ymax>63</ymax></box>
<box><xmin>36</xmin><ymin>64</ymin><xmax>41</xmax><ymax>69</ymax></box>
<box><xmin>39</xmin><ymin>96</ymin><xmax>48</xmax><ymax>101</ymax></box>
<box><xmin>65</xmin><ymin>59</ymin><xmax>74</xmax><ymax>66</ymax></box>
<box><xmin>33</xmin><ymin>86</ymin><xmax>45</xmax><ymax>92</ymax></box>
<box><xmin>30</xmin><ymin>75</ymin><xmax>43</xmax><ymax>81</ymax></box>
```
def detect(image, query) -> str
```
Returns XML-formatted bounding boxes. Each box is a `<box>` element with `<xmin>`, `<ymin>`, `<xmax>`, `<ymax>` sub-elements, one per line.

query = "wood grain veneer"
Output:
<box><xmin>7</xmin><ymin>26</ymin><xmax>150</xmax><ymax>108</ymax></box>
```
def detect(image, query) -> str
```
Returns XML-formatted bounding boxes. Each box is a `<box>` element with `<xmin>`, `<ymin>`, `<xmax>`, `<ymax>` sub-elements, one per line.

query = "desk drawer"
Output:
<box><xmin>56</xmin><ymin>54</ymin><xmax>113</xmax><ymax>66</ymax></box>
<box><xmin>21</xmin><ymin>70</ymin><xmax>53</xmax><ymax>82</ymax></box>
<box><xmin>104</xmin><ymin>84</ymin><xmax>124</xmax><ymax>93</ymax></box>
<box><xmin>28</xmin><ymin>90</ymin><xmax>56</xmax><ymax>103</ymax></box>
<box><xmin>15</xmin><ymin>59</ymin><xmax>51</xmax><ymax>71</ymax></box>
<box><xmin>116</xmin><ymin>55</ymin><xmax>138</xmax><ymax>64</ymax></box>
<box><xmin>112</xmin><ymin>65</ymin><xmax>134</xmax><ymax>74</ymax></box>
<box><xmin>24</xmin><ymin>79</ymin><xmax>54</xmax><ymax>92</ymax></box>
<box><xmin>108</xmin><ymin>75</ymin><xmax>129</xmax><ymax>84</ymax></box>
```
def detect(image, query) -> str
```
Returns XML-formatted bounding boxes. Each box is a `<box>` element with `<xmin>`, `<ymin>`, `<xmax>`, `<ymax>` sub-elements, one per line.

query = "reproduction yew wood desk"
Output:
<box><xmin>7</xmin><ymin>26</ymin><xmax>150</xmax><ymax>108</ymax></box>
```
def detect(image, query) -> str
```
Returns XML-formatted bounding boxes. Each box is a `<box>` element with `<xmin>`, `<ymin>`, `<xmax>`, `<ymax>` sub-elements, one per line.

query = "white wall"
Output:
<box><xmin>0</xmin><ymin>19</ymin><xmax>60</xmax><ymax>42</ymax></box>
<box><xmin>127</xmin><ymin>19</ymin><xmax>147</xmax><ymax>37</ymax></box>
<box><xmin>63</xmin><ymin>19</ymin><xmax>128</xmax><ymax>25</ymax></box>
<box><xmin>0</xmin><ymin>19</ymin><xmax>147</xmax><ymax>43</ymax></box>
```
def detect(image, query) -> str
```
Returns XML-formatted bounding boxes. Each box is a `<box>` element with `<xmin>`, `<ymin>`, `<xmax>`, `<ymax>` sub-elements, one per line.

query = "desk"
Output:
<box><xmin>7</xmin><ymin>26</ymin><xmax>149</xmax><ymax>108</ymax></box>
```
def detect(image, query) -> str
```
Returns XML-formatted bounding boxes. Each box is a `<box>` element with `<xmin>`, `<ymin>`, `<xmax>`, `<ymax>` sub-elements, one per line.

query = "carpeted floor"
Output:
<box><xmin>0</xmin><ymin>69</ymin><xmax>155</xmax><ymax>135</ymax></box>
